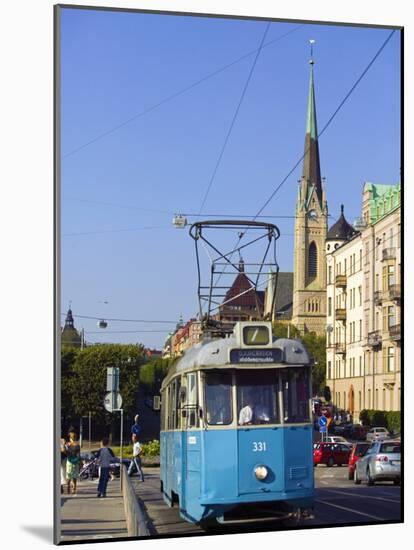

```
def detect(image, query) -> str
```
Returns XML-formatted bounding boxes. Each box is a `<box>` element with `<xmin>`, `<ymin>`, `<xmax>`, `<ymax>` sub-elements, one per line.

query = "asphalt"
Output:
<box><xmin>132</xmin><ymin>466</ymin><xmax>402</xmax><ymax>536</ymax></box>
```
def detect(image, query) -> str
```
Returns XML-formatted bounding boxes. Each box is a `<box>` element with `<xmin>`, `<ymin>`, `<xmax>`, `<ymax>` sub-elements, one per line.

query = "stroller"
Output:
<box><xmin>79</xmin><ymin>457</ymin><xmax>98</xmax><ymax>480</ymax></box>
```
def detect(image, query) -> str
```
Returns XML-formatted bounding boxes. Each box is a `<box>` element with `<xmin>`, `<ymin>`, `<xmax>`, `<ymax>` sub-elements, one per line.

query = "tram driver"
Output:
<box><xmin>239</xmin><ymin>391</ymin><xmax>270</xmax><ymax>425</ymax></box>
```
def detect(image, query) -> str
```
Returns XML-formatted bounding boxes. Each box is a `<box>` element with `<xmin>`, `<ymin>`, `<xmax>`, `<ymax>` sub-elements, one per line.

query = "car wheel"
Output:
<box><xmin>354</xmin><ymin>469</ymin><xmax>361</xmax><ymax>485</ymax></box>
<box><xmin>327</xmin><ymin>457</ymin><xmax>334</xmax><ymax>467</ymax></box>
<box><xmin>367</xmin><ymin>468</ymin><xmax>374</xmax><ymax>486</ymax></box>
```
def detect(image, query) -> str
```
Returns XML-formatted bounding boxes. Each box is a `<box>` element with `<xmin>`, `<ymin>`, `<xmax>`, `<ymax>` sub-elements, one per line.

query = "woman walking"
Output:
<box><xmin>65</xmin><ymin>427</ymin><xmax>81</xmax><ymax>495</ymax></box>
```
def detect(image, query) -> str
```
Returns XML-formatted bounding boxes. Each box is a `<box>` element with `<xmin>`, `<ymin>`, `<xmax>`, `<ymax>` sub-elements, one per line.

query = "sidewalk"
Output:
<box><xmin>60</xmin><ymin>478</ymin><xmax>129</xmax><ymax>542</ymax></box>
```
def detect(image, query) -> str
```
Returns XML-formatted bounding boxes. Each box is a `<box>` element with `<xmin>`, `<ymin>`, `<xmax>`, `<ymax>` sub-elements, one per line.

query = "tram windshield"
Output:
<box><xmin>205</xmin><ymin>372</ymin><xmax>232</xmax><ymax>425</ymax></box>
<box><xmin>237</xmin><ymin>371</ymin><xmax>280</xmax><ymax>425</ymax></box>
<box><xmin>281</xmin><ymin>367</ymin><xmax>310</xmax><ymax>423</ymax></box>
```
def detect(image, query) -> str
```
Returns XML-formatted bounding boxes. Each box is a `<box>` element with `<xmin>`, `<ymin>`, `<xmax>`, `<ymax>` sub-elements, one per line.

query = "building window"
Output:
<box><xmin>327</xmin><ymin>361</ymin><xmax>332</xmax><ymax>379</ymax></box>
<box><xmin>328</xmin><ymin>265</ymin><xmax>332</xmax><ymax>284</ymax></box>
<box><xmin>383</xmin><ymin>305</ymin><xmax>396</xmax><ymax>331</ymax></box>
<box><xmin>359</xmin><ymin>249</ymin><xmax>363</xmax><ymax>270</ymax></box>
<box><xmin>386</xmin><ymin>347</ymin><xmax>395</xmax><ymax>372</ymax></box>
<box><xmin>368</xmin><ymin>388</ymin><xmax>371</xmax><ymax>408</ymax></box>
<box><xmin>308</xmin><ymin>242</ymin><xmax>317</xmax><ymax>279</ymax></box>
<box><xmin>359</xmin><ymin>320</ymin><xmax>362</xmax><ymax>341</ymax></box>
<box><xmin>358</xmin><ymin>285</ymin><xmax>362</xmax><ymax>306</ymax></box>
<box><xmin>359</xmin><ymin>356</ymin><xmax>362</xmax><ymax>376</ymax></box>
<box><xmin>389</xmin><ymin>228</ymin><xmax>394</xmax><ymax>247</ymax></box>
<box><xmin>328</xmin><ymin>297</ymin><xmax>332</xmax><ymax>316</ymax></box>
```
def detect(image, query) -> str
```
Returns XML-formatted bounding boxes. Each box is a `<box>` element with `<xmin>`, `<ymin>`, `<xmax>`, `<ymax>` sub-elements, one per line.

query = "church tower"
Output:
<box><xmin>292</xmin><ymin>48</ymin><xmax>328</xmax><ymax>335</ymax></box>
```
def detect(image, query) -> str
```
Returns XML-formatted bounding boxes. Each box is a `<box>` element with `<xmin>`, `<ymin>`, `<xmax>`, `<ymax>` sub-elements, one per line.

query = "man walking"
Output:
<box><xmin>96</xmin><ymin>437</ymin><xmax>115</xmax><ymax>497</ymax></box>
<box><xmin>128</xmin><ymin>434</ymin><xmax>145</xmax><ymax>481</ymax></box>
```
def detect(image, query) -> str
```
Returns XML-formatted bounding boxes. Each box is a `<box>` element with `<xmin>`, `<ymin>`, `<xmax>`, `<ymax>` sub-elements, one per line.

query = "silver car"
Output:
<box><xmin>366</xmin><ymin>426</ymin><xmax>390</xmax><ymax>443</ymax></box>
<box><xmin>354</xmin><ymin>440</ymin><xmax>401</xmax><ymax>485</ymax></box>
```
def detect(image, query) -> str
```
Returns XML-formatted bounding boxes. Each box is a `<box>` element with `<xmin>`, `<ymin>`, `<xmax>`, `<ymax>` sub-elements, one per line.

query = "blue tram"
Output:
<box><xmin>159</xmin><ymin>321</ymin><xmax>314</xmax><ymax>527</ymax></box>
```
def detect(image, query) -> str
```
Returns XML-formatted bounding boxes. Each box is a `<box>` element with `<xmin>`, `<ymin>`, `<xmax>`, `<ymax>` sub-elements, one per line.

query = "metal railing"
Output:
<box><xmin>334</xmin><ymin>342</ymin><xmax>346</xmax><ymax>354</ymax></box>
<box><xmin>335</xmin><ymin>308</ymin><xmax>346</xmax><ymax>321</ymax></box>
<box><xmin>389</xmin><ymin>284</ymin><xmax>401</xmax><ymax>300</ymax></box>
<box><xmin>382</xmin><ymin>247</ymin><xmax>396</xmax><ymax>261</ymax></box>
<box><xmin>121</xmin><ymin>465</ymin><xmax>151</xmax><ymax>537</ymax></box>
<box><xmin>335</xmin><ymin>274</ymin><xmax>347</xmax><ymax>287</ymax></box>
<box><xmin>389</xmin><ymin>323</ymin><xmax>401</xmax><ymax>341</ymax></box>
<box><xmin>367</xmin><ymin>330</ymin><xmax>382</xmax><ymax>347</ymax></box>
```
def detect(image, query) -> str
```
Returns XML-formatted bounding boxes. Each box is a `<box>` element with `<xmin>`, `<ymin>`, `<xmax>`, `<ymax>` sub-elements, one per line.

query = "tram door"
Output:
<box><xmin>181</xmin><ymin>373</ymin><xmax>200</xmax><ymax>509</ymax></box>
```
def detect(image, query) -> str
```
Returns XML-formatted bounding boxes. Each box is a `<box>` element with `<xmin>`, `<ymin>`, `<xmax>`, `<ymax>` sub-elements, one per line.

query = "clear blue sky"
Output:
<box><xmin>60</xmin><ymin>7</ymin><xmax>400</xmax><ymax>349</ymax></box>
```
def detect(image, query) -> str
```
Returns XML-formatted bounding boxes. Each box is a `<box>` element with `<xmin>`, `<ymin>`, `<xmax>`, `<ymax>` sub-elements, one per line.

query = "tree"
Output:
<box><xmin>61</xmin><ymin>345</ymin><xmax>79</xmax><ymax>424</ymax></box>
<box><xmin>272</xmin><ymin>322</ymin><xmax>326</xmax><ymax>396</ymax></box>
<box><xmin>301</xmin><ymin>332</ymin><xmax>326</xmax><ymax>396</ymax></box>
<box><xmin>67</xmin><ymin>344</ymin><xmax>147</xmax><ymax>425</ymax></box>
<box><xmin>139</xmin><ymin>357</ymin><xmax>172</xmax><ymax>393</ymax></box>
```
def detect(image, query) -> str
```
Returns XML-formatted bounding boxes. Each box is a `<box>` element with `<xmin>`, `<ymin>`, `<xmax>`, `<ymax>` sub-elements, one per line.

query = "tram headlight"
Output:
<box><xmin>254</xmin><ymin>465</ymin><xmax>268</xmax><ymax>480</ymax></box>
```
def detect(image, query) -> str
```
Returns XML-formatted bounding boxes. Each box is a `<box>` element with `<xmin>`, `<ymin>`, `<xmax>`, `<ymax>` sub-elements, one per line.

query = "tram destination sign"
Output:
<box><xmin>230</xmin><ymin>348</ymin><xmax>283</xmax><ymax>364</ymax></box>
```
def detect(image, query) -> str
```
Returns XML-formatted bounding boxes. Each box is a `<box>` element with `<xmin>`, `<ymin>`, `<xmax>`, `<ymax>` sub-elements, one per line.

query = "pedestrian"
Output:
<box><xmin>131</xmin><ymin>414</ymin><xmax>141</xmax><ymax>440</ymax></box>
<box><xmin>96</xmin><ymin>437</ymin><xmax>115</xmax><ymax>498</ymax></box>
<box><xmin>65</xmin><ymin>427</ymin><xmax>81</xmax><ymax>495</ymax></box>
<box><xmin>60</xmin><ymin>437</ymin><xmax>67</xmax><ymax>495</ymax></box>
<box><xmin>127</xmin><ymin>434</ymin><xmax>145</xmax><ymax>481</ymax></box>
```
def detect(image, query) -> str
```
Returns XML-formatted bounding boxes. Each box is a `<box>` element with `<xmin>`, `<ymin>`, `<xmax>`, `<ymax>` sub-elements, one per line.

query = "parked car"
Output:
<box><xmin>313</xmin><ymin>442</ymin><xmax>351</xmax><ymax>467</ymax></box>
<box><xmin>366</xmin><ymin>427</ymin><xmax>390</xmax><ymax>443</ymax></box>
<box><xmin>325</xmin><ymin>436</ymin><xmax>353</xmax><ymax>448</ymax></box>
<box><xmin>348</xmin><ymin>441</ymin><xmax>371</xmax><ymax>480</ymax></box>
<box><xmin>354</xmin><ymin>440</ymin><xmax>400</xmax><ymax>485</ymax></box>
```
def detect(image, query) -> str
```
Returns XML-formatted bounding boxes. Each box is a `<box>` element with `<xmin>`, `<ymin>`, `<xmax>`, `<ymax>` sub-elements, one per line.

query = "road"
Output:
<box><xmin>132</xmin><ymin>466</ymin><xmax>401</xmax><ymax>535</ymax></box>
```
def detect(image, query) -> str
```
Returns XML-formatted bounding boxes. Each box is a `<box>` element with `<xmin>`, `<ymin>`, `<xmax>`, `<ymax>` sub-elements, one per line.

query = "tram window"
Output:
<box><xmin>281</xmin><ymin>368</ymin><xmax>310</xmax><ymax>423</ymax></box>
<box><xmin>236</xmin><ymin>370</ymin><xmax>279</xmax><ymax>425</ymax></box>
<box><xmin>175</xmin><ymin>378</ymin><xmax>181</xmax><ymax>429</ymax></box>
<box><xmin>205</xmin><ymin>372</ymin><xmax>232</xmax><ymax>425</ymax></box>
<box><xmin>185</xmin><ymin>373</ymin><xmax>199</xmax><ymax>429</ymax></box>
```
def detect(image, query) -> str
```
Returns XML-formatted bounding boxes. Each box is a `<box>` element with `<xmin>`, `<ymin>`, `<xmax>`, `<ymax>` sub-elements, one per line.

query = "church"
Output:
<box><xmin>265</xmin><ymin>51</ymin><xmax>328</xmax><ymax>336</ymax></box>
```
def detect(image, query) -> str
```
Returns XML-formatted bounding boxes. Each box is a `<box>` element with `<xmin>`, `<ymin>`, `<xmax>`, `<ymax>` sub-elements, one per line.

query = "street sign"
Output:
<box><xmin>106</xmin><ymin>367</ymin><xmax>120</xmax><ymax>392</ymax></box>
<box><xmin>319</xmin><ymin>425</ymin><xmax>327</xmax><ymax>433</ymax></box>
<box><xmin>104</xmin><ymin>391</ymin><xmax>122</xmax><ymax>412</ymax></box>
<box><xmin>318</xmin><ymin>415</ymin><xmax>328</xmax><ymax>427</ymax></box>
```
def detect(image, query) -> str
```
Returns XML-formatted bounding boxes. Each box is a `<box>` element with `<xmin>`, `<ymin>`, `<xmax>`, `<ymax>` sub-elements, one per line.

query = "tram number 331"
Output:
<box><xmin>252</xmin><ymin>441</ymin><xmax>267</xmax><ymax>452</ymax></box>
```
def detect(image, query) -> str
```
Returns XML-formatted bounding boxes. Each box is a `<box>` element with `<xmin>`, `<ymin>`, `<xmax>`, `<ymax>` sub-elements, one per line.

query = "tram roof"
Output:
<box><xmin>163</xmin><ymin>336</ymin><xmax>311</xmax><ymax>386</ymax></box>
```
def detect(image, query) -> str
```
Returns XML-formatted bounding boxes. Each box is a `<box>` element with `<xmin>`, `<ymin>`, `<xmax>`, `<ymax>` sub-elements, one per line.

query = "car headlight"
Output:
<box><xmin>254</xmin><ymin>465</ymin><xmax>268</xmax><ymax>480</ymax></box>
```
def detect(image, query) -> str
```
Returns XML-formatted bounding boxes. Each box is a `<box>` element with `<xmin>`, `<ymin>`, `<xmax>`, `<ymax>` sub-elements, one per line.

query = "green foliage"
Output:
<box><xmin>141</xmin><ymin>439</ymin><xmax>160</xmax><ymax>457</ymax></box>
<box><xmin>359</xmin><ymin>409</ymin><xmax>401</xmax><ymax>433</ymax></box>
<box><xmin>61</xmin><ymin>346</ymin><xmax>79</xmax><ymax>416</ymax></box>
<box><xmin>139</xmin><ymin>358</ymin><xmax>171</xmax><ymax>392</ymax></box>
<box><xmin>272</xmin><ymin>322</ymin><xmax>300</xmax><ymax>339</ymax></box>
<box><xmin>112</xmin><ymin>439</ymin><xmax>160</xmax><ymax>458</ymax></box>
<box><xmin>272</xmin><ymin>323</ymin><xmax>327</xmax><ymax>395</ymax></box>
<box><xmin>323</xmin><ymin>386</ymin><xmax>332</xmax><ymax>403</ymax></box>
<box><xmin>63</xmin><ymin>344</ymin><xmax>146</xmax><ymax>420</ymax></box>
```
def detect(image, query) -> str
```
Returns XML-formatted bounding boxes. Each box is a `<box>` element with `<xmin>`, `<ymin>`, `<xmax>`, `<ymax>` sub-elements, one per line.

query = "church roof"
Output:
<box><xmin>222</xmin><ymin>260</ymin><xmax>264</xmax><ymax>309</ymax></box>
<box><xmin>327</xmin><ymin>205</ymin><xmax>358</xmax><ymax>241</ymax></box>
<box><xmin>302</xmin><ymin>60</ymin><xmax>323</xmax><ymax>204</ymax></box>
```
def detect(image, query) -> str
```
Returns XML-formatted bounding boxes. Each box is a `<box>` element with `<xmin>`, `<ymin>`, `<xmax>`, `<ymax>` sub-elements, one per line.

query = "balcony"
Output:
<box><xmin>374</xmin><ymin>290</ymin><xmax>383</xmax><ymax>305</ymax></box>
<box><xmin>367</xmin><ymin>330</ymin><xmax>382</xmax><ymax>348</ymax></box>
<box><xmin>389</xmin><ymin>323</ymin><xmax>401</xmax><ymax>341</ymax></box>
<box><xmin>335</xmin><ymin>274</ymin><xmax>347</xmax><ymax>288</ymax></box>
<box><xmin>334</xmin><ymin>342</ymin><xmax>346</xmax><ymax>355</ymax></box>
<box><xmin>335</xmin><ymin>308</ymin><xmax>346</xmax><ymax>321</ymax></box>
<box><xmin>389</xmin><ymin>284</ymin><xmax>401</xmax><ymax>302</ymax></box>
<box><xmin>382</xmin><ymin>247</ymin><xmax>396</xmax><ymax>261</ymax></box>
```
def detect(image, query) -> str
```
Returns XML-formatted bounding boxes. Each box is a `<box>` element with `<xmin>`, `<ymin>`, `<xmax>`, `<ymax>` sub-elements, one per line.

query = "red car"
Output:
<box><xmin>348</xmin><ymin>442</ymin><xmax>370</xmax><ymax>480</ymax></box>
<box><xmin>313</xmin><ymin>442</ymin><xmax>351</xmax><ymax>467</ymax></box>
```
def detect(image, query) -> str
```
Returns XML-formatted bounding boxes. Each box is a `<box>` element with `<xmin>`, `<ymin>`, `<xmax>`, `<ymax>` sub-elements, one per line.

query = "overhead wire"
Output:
<box><xmin>62</xmin><ymin>24</ymin><xmax>303</xmax><ymax>159</ymax></box>
<box><xmin>197</xmin><ymin>21</ymin><xmax>271</xmax><ymax>215</ymax></box>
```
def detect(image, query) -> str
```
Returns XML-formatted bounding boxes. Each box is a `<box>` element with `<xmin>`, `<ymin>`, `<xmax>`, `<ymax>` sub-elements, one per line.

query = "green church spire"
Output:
<box><xmin>301</xmin><ymin>41</ymin><xmax>323</xmax><ymax>205</ymax></box>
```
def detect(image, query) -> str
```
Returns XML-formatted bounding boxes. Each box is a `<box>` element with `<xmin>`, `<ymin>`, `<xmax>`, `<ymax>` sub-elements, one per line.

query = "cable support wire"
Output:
<box><xmin>213</xmin><ymin>29</ymin><xmax>396</xmax><ymax>290</ymax></box>
<box><xmin>197</xmin><ymin>21</ymin><xmax>271</xmax><ymax>215</ymax></box>
<box><xmin>63</xmin><ymin>24</ymin><xmax>303</xmax><ymax>159</ymax></box>
<box><xmin>61</xmin><ymin>313</ymin><xmax>177</xmax><ymax>324</ymax></box>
